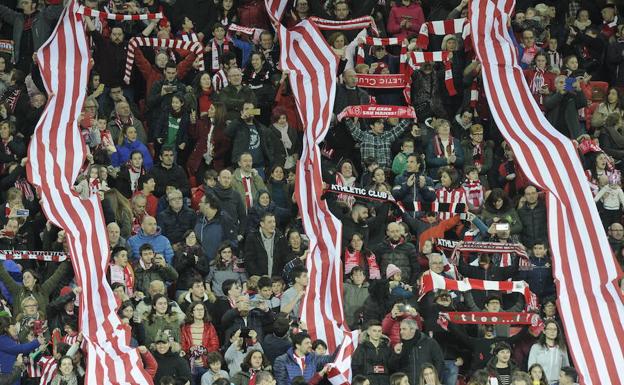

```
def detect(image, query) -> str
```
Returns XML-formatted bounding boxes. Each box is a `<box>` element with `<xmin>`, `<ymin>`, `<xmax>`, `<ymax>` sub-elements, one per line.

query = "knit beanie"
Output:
<box><xmin>386</xmin><ymin>264</ymin><xmax>401</xmax><ymax>279</ymax></box>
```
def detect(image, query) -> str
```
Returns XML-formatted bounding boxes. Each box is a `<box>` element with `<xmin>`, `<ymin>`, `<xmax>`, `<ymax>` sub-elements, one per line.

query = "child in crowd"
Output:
<box><xmin>386</xmin><ymin>264</ymin><xmax>414</xmax><ymax>299</ymax></box>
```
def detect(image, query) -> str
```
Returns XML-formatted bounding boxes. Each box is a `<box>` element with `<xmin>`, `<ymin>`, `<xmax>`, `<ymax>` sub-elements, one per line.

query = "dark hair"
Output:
<box><xmin>206</xmin><ymin>351</ymin><xmax>223</xmax><ymax>365</ymax></box>
<box><xmin>271</xmin><ymin>276</ymin><xmax>285</xmax><ymax>286</ymax></box>
<box><xmin>484</xmin><ymin>188</ymin><xmax>512</xmax><ymax>212</ymax></box>
<box><xmin>139</xmin><ymin>243</ymin><xmax>154</xmax><ymax>257</ymax></box>
<box><xmin>260</xmin><ymin>212</ymin><xmax>276</xmax><ymax>223</ymax></box>
<box><xmin>560</xmin><ymin>367</ymin><xmax>577</xmax><ymax>382</ymax></box>
<box><xmin>137</xmin><ymin>173</ymin><xmax>154</xmax><ymax>191</ymax></box>
<box><xmin>273</xmin><ymin>316</ymin><xmax>291</xmax><ymax>337</ymax></box>
<box><xmin>528</xmin><ymin>363</ymin><xmax>549</xmax><ymax>385</ymax></box>
<box><xmin>291</xmin><ymin>332</ymin><xmax>310</xmax><ymax>348</ymax></box>
<box><xmin>485</xmin><ymin>294</ymin><xmax>502</xmax><ymax>305</ymax></box>
<box><xmin>257</xmin><ymin>276</ymin><xmax>272</xmax><ymax>290</ymax></box>
<box><xmin>337</xmin><ymin>158</ymin><xmax>358</xmax><ymax>178</ymax></box>
<box><xmin>364</xmin><ymin>319</ymin><xmax>381</xmax><ymax>329</ymax></box>
<box><xmin>111</xmin><ymin>246</ymin><xmax>127</xmax><ymax>259</ymax></box>
<box><xmin>438</xmin><ymin>166</ymin><xmax>460</xmax><ymax>189</ymax></box>
<box><xmin>241</xmin><ymin>349</ymin><xmax>269</xmax><ymax>371</ymax></box>
<box><xmin>312</xmin><ymin>339</ymin><xmax>327</xmax><ymax>351</ymax></box>
<box><xmin>221</xmin><ymin>279</ymin><xmax>240</xmax><ymax>297</ymax></box>
<box><xmin>159</xmin><ymin>376</ymin><xmax>175</xmax><ymax>385</ymax></box>
<box><xmin>390</xmin><ymin>372</ymin><xmax>408</xmax><ymax>385</ymax></box>
<box><xmin>538</xmin><ymin>319</ymin><xmax>566</xmax><ymax>350</ymax></box>
<box><xmin>160</xmin><ymin>145</ymin><xmax>175</xmax><ymax>155</ymax></box>
<box><xmin>117</xmin><ymin>300</ymin><xmax>134</xmax><ymax>318</ymax></box>
<box><xmin>184</xmin><ymin>301</ymin><xmax>211</xmax><ymax>324</ymax></box>
<box><xmin>147</xmin><ymin>293</ymin><xmax>172</xmax><ymax>324</ymax></box>
<box><xmin>291</xmin><ymin>265</ymin><xmax>307</xmax><ymax>281</ymax></box>
<box><xmin>221</xmin><ymin>51</ymin><xmax>237</xmax><ymax>66</ymax></box>
<box><xmin>165</xmin><ymin>61</ymin><xmax>177</xmax><ymax>71</ymax></box>
<box><xmin>362</xmin><ymin>156</ymin><xmax>378</xmax><ymax>168</ymax></box>
<box><xmin>212</xmin><ymin>242</ymin><xmax>235</xmax><ymax>270</ymax></box>
<box><xmin>0</xmin><ymin>317</ymin><xmax>12</xmax><ymax>335</ymax></box>
<box><xmin>11</xmin><ymin>69</ymin><xmax>26</xmax><ymax>86</ymax></box>
<box><xmin>202</xmin><ymin>194</ymin><xmax>220</xmax><ymax>211</ymax></box>
<box><xmin>203</xmin><ymin>169</ymin><xmax>218</xmax><ymax>182</ymax></box>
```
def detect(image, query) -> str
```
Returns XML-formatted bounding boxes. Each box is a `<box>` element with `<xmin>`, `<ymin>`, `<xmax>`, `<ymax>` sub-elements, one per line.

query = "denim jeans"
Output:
<box><xmin>442</xmin><ymin>359</ymin><xmax>459</xmax><ymax>385</ymax></box>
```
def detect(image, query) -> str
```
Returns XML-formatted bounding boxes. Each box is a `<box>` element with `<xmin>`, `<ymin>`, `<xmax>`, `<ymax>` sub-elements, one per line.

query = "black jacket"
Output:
<box><xmin>222</xmin><ymin>307</ymin><xmax>275</xmax><ymax>343</ymax></box>
<box><xmin>157</xmin><ymin>206</ymin><xmax>197</xmax><ymax>244</ymax></box>
<box><xmin>351</xmin><ymin>335</ymin><xmax>393</xmax><ymax>385</ymax></box>
<box><xmin>151</xmin><ymin>163</ymin><xmax>191</xmax><ymax>198</ymax></box>
<box><xmin>207</xmin><ymin>184</ymin><xmax>247</xmax><ymax>232</ymax></box>
<box><xmin>227</xmin><ymin>118</ymin><xmax>274</xmax><ymax>168</ymax></box>
<box><xmin>458</xmin><ymin>256</ymin><xmax>518</xmax><ymax>308</ymax></box>
<box><xmin>45</xmin><ymin>292</ymin><xmax>78</xmax><ymax>333</ymax></box>
<box><xmin>517</xmin><ymin>200</ymin><xmax>548</xmax><ymax>248</ymax></box>
<box><xmin>261</xmin><ymin>333</ymin><xmax>292</xmax><ymax>365</ymax></box>
<box><xmin>373</xmin><ymin>238</ymin><xmax>420</xmax><ymax>284</ymax></box>
<box><xmin>388</xmin><ymin>331</ymin><xmax>444</xmax><ymax>385</ymax></box>
<box><xmin>152</xmin><ymin>349</ymin><xmax>191</xmax><ymax>384</ymax></box>
<box><xmin>243</xmin><ymin>230</ymin><xmax>289</xmax><ymax>277</ymax></box>
<box><xmin>172</xmin><ymin>244</ymin><xmax>210</xmax><ymax>291</ymax></box>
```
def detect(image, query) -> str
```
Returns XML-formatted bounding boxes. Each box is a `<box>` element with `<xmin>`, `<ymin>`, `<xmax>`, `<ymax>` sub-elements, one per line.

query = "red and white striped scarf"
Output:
<box><xmin>419</xmin><ymin>271</ymin><xmax>539</xmax><ymax>311</ymax></box>
<box><xmin>308</xmin><ymin>15</ymin><xmax>379</xmax><ymax>36</ymax></box>
<box><xmin>124</xmin><ymin>37</ymin><xmax>204</xmax><ymax>83</ymax></box>
<box><xmin>38</xmin><ymin>356</ymin><xmax>57</xmax><ymax>385</ymax></box>
<box><xmin>433</xmin><ymin>134</ymin><xmax>454</xmax><ymax>158</ymax></box>
<box><xmin>416</xmin><ymin>18</ymin><xmax>471</xmax><ymax>50</ymax></box>
<box><xmin>343</xmin><ymin>249</ymin><xmax>381</xmax><ymax>279</ymax></box>
<box><xmin>228</xmin><ymin>23</ymin><xmax>264</xmax><ymax>43</ymax></box>
<box><xmin>0</xmin><ymin>250</ymin><xmax>69</xmax><ymax>261</ymax></box>
<box><xmin>211</xmin><ymin>38</ymin><xmax>230</xmax><ymax>72</ymax></box>
<box><xmin>449</xmin><ymin>241</ymin><xmax>531</xmax><ymax>270</ymax></box>
<box><xmin>212</xmin><ymin>69</ymin><xmax>229</xmax><ymax>92</ymax></box>
<box><xmin>408</xmin><ymin>51</ymin><xmax>457</xmax><ymax>96</ymax></box>
<box><xmin>75</xmin><ymin>4</ymin><xmax>162</xmax><ymax>20</ymax></box>
<box><xmin>469</xmin><ymin>79</ymin><xmax>479</xmax><ymax>108</ymax></box>
<box><xmin>463</xmin><ymin>179</ymin><xmax>484</xmax><ymax>210</ymax></box>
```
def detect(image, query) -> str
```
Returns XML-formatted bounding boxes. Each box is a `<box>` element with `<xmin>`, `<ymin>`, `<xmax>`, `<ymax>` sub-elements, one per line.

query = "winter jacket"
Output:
<box><xmin>143</xmin><ymin>314</ymin><xmax>183</xmax><ymax>346</ymax></box>
<box><xmin>382</xmin><ymin>313</ymin><xmax>424</xmax><ymax>347</ymax></box>
<box><xmin>606</xmin><ymin>39</ymin><xmax>624</xmax><ymax>87</ymax></box>
<box><xmin>544</xmin><ymin>91</ymin><xmax>587</xmax><ymax>139</ymax></box>
<box><xmin>0</xmin><ymin>5</ymin><xmax>63</xmax><ymax>64</ymax></box>
<box><xmin>230</xmin><ymin>169</ymin><xmax>268</xmax><ymax>209</ymax></box>
<box><xmin>388</xmin><ymin>331</ymin><xmax>444</xmax><ymax>385</ymax></box>
<box><xmin>517</xmin><ymin>200</ymin><xmax>548</xmax><ymax>247</ymax></box>
<box><xmin>343</xmin><ymin>281</ymin><xmax>370</xmax><ymax>329</ymax></box>
<box><xmin>351</xmin><ymin>333</ymin><xmax>392</xmax><ymax>385</ymax></box>
<box><xmin>227</xmin><ymin>118</ymin><xmax>274</xmax><ymax>168</ymax></box>
<box><xmin>194</xmin><ymin>212</ymin><xmax>238</xmax><ymax>262</ymax></box>
<box><xmin>224</xmin><ymin>341</ymin><xmax>263</xmax><ymax>377</ymax></box>
<box><xmin>480</xmin><ymin>206</ymin><xmax>523</xmax><ymax>235</ymax></box>
<box><xmin>216</xmin><ymin>85</ymin><xmax>258</xmax><ymax>122</ymax></box>
<box><xmin>110</xmin><ymin>139</ymin><xmax>153</xmax><ymax>171</ymax></box>
<box><xmin>392</xmin><ymin>171</ymin><xmax>435</xmax><ymax>206</ymax></box>
<box><xmin>333</xmin><ymin>202</ymin><xmax>391</xmax><ymax>248</ymax></box>
<box><xmin>246</xmin><ymin>201</ymin><xmax>290</xmax><ymax>233</ymax></box>
<box><xmin>173</xmin><ymin>244</ymin><xmax>210</xmax><ymax>291</ymax></box>
<box><xmin>461</xmin><ymin>139</ymin><xmax>494</xmax><ymax>176</ymax></box>
<box><xmin>266</xmin><ymin>124</ymin><xmax>301</xmax><ymax>168</ymax></box>
<box><xmin>243</xmin><ymin>230</ymin><xmax>289</xmax><ymax>277</ymax></box>
<box><xmin>180</xmin><ymin>322</ymin><xmax>220</xmax><ymax>367</ymax></box>
<box><xmin>516</xmin><ymin>256</ymin><xmax>556</xmax><ymax>300</ymax></box>
<box><xmin>207</xmin><ymin>184</ymin><xmax>248</xmax><ymax>232</ymax></box>
<box><xmin>157</xmin><ymin>206</ymin><xmax>197</xmax><ymax>245</ymax></box>
<box><xmin>458</xmin><ymin>257</ymin><xmax>518</xmax><ymax>308</ymax></box>
<box><xmin>0</xmin><ymin>260</ymin><xmax>70</xmax><ymax>315</ymax></box>
<box><xmin>205</xmin><ymin>262</ymin><xmax>247</xmax><ymax>297</ymax></box>
<box><xmin>151</xmin><ymin>163</ymin><xmax>191</xmax><ymax>198</ymax></box>
<box><xmin>261</xmin><ymin>334</ymin><xmax>291</xmax><ymax>366</ymax></box>
<box><xmin>386</xmin><ymin>3</ymin><xmax>425</xmax><ymax>42</ymax></box>
<box><xmin>133</xmin><ymin>47</ymin><xmax>196</xmax><ymax>96</ymax></box>
<box><xmin>425</xmin><ymin>136</ymin><xmax>465</xmax><ymax>178</ymax></box>
<box><xmin>152</xmin><ymin>348</ymin><xmax>191</xmax><ymax>384</ymax></box>
<box><xmin>274</xmin><ymin>348</ymin><xmax>334</xmax><ymax>385</ymax></box>
<box><xmin>46</xmin><ymin>292</ymin><xmax>78</xmax><ymax>333</ymax></box>
<box><xmin>128</xmin><ymin>228</ymin><xmax>175</xmax><ymax>264</ymax></box>
<box><xmin>156</xmin><ymin>110</ymin><xmax>191</xmax><ymax>149</ymax></box>
<box><xmin>0</xmin><ymin>138</ymin><xmax>26</xmax><ymax>165</ymax></box>
<box><xmin>0</xmin><ymin>334</ymin><xmax>39</xmax><ymax>375</ymax></box>
<box><xmin>187</xmin><ymin>117</ymin><xmax>231</xmax><ymax>174</ymax></box>
<box><xmin>133</xmin><ymin>260</ymin><xmax>179</xmax><ymax>295</ymax></box>
<box><xmin>373</xmin><ymin>238</ymin><xmax>421</xmax><ymax>284</ymax></box>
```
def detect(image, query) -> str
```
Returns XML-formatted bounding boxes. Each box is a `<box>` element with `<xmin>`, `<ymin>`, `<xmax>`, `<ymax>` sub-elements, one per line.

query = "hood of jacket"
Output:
<box><xmin>134</xmin><ymin>227</ymin><xmax>163</xmax><ymax>239</ymax></box>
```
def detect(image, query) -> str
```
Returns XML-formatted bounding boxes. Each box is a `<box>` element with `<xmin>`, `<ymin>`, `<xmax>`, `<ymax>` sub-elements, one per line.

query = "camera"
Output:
<box><xmin>495</xmin><ymin>223</ymin><xmax>510</xmax><ymax>231</ymax></box>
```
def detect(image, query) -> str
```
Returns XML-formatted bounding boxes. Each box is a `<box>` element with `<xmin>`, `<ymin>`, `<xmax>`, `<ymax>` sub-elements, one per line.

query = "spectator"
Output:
<box><xmin>351</xmin><ymin>320</ymin><xmax>392</xmax><ymax>385</ymax></box>
<box><xmin>172</xmin><ymin>230</ymin><xmax>210</xmax><ymax>296</ymax></box>
<box><xmin>267</xmin><ymin>108</ymin><xmax>301</xmax><ymax>170</ymax></box>
<box><xmin>151</xmin><ymin>146</ymin><xmax>191</xmax><ymax>199</ymax></box>
<box><xmin>485</xmin><ymin>342</ymin><xmax>519</xmax><ymax>385</ymax></box>
<box><xmin>113</xmin><ymin>150</ymin><xmax>152</xmax><ymax>198</ymax></box>
<box><xmin>246</xmin><ymin>191</ymin><xmax>290</xmax><ymax>232</ymax></box>
<box><xmin>231</xmin><ymin>153</ymin><xmax>268</xmax><ymax>211</ymax></box>
<box><xmin>217</xmin><ymin>67</ymin><xmax>257</xmax><ymax>122</ymax></box>
<box><xmin>516</xmin><ymin>241</ymin><xmax>555</xmax><ymax>300</ymax></box>
<box><xmin>280</xmin><ymin>265</ymin><xmax>307</xmax><ymax>319</ymax></box>
<box><xmin>528</xmin><ymin>364</ymin><xmax>549</xmax><ymax>385</ymax></box>
<box><xmin>517</xmin><ymin>186</ymin><xmax>547</xmax><ymax>247</ymax></box>
<box><xmin>558</xmin><ymin>367</ymin><xmax>579</xmax><ymax>385</ymax></box>
<box><xmin>188</xmin><ymin>102</ymin><xmax>231</xmax><ymax>177</ymax></box>
<box><xmin>195</xmin><ymin>194</ymin><xmax>238</xmax><ymax>263</ymax></box>
<box><xmin>273</xmin><ymin>332</ymin><xmax>334</xmax><ymax>385</ymax></box>
<box><xmin>0</xmin><ymin>315</ymin><xmax>46</xmax><ymax>379</ymax></box>
<box><xmin>388</xmin><ymin>318</ymin><xmax>444</xmax><ymax>385</ymax></box>
<box><xmin>133</xmin><ymin>245</ymin><xmax>179</xmax><ymax>295</ymax></box>
<box><xmin>128</xmin><ymin>216</ymin><xmax>175</xmax><ymax>264</ymax></box>
<box><xmin>206</xmin><ymin>242</ymin><xmax>247</xmax><ymax>297</ymax></box>
<box><xmin>425</xmin><ymin>119</ymin><xmax>464</xmax><ymax>178</ymax></box>
<box><xmin>230</xmin><ymin>349</ymin><xmax>271</xmax><ymax>385</ymax></box>
<box><xmin>343</xmin><ymin>266</ymin><xmax>370</xmax><ymax>330</ymax></box>
<box><xmin>480</xmin><ymin>188</ymin><xmax>523</xmax><ymax>236</ymax></box>
<box><xmin>244</xmin><ymin>212</ymin><xmax>288</xmax><ymax>277</ymax></box>
<box><xmin>227</xmin><ymin>101</ymin><xmax>274</xmax><ymax>173</ymax></box>
<box><xmin>152</xmin><ymin>332</ymin><xmax>192</xmax><ymax>384</ymax></box>
<box><xmin>155</xmin><ymin>93</ymin><xmax>190</xmax><ymax>159</ymax></box>
<box><xmin>374</xmin><ymin>222</ymin><xmax>420</xmax><ymax>285</ymax></box>
<box><xmin>544</xmin><ymin>75</ymin><xmax>587</xmax><ymax>139</ymax></box>
<box><xmin>147</xmin><ymin>62</ymin><xmax>188</xmax><ymax>131</ymax></box>
<box><xmin>181</xmin><ymin>302</ymin><xmax>220</xmax><ymax>383</ymax></box>
<box><xmin>157</xmin><ymin>189</ymin><xmax>197</xmax><ymax>244</ymax></box>
<box><xmin>346</xmin><ymin>118</ymin><xmax>410</xmax><ymax>170</ymax></box>
<box><xmin>200</xmin><ymin>351</ymin><xmax>230</xmax><ymax>385</ymax></box>
<box><xmin>224</xmin><ymin>328</ymin><xmax>264</xmax><ymax>377</ymax></box>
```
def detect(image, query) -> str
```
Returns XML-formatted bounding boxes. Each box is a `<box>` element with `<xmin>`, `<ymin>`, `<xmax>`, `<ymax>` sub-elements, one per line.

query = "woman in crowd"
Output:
<box><xmin>206</xmin><ymin>242</ymin><xmax>247</xmax><ymax>298</ymax></box>
<box><xmin>243</xmin><ymin>52</ymin><xmax>275</xmax><ymax>125</ymax></box>
<box><xmin>104</xmin><ymin>189</ymin><xmax>134</xmax><ymax>239</ymax></box>
<box><xmin>597</xmin><ymin>87</ymin><xmax>624</xmax><ymax>118</ymax></box>
<box><xmin>181</xmin><ymin>302</ymin><xmax>220</xmax><ymax>384</ymax></box>
<box><xmin>419</xmin><ymin>363</ymin><xmax>442</xmax><ymax>385</ymax></box>
<box><xmin>266</xmin><ymin>165</ymin><xmax>293</xmax><ymax>213</ymax></box>
<box><xmin>230</xmin><ymin>349</ymin><xmax>271</xmax><ymax>385</ymax></box>
<box><xmin>109</xmin><ymin>125</ymin><xmax>153</xmax><ymax>171</ymax></box>
<box><xmin>246</xmin><ymin>191</ymin><xmax>290</xmax><ymax>232</ymax></box>
<box><xmin>480</xmin><ymin>188</ymin><xmax>523</xmax><ymax>235</ymax></box>
<box><xmin>188</xmin><ymin>102</ymin><xmax>230</xmax><ymax>178</ymax></box>
<box><xmin>343</xmin><ymin>232</ymin><xmax>381</xmax><ymax>280</ymax></box>
<box><xmin>143</xmin><ymin>294</ymin><xmax>183</xmax><ymax>347</ymax></box>
<box><xmin>51</xmin><ymin>356</ymin><xmax>84</xmax><ymax>385</ymax></box>
<box><xmin>156</xmin><ymin>93</ymin><xmax>190</xmax><ymax>160</ymax></box>
<box><xmin>173</xmin><ymin>230</ymin><xmax>210</xmax><ymax>297</ymax></box>
<box><xmin>528</xmin><ymin>320</ymin><xmax>569</xmax><ymax>384</ymax></box>
<box><xmin>528</xmin><ymin>363</ymin><xmax>549</xmax><ymax>385</ymax></box>
<box><xmin>267</xmin><ymin>108</ymin><xmax>301</xmax><ymax>170</ymax></box>
<box><xmin>0</xmin><ymin>316</ymin><xmax>46</xmax><ymax>379</ymax></box>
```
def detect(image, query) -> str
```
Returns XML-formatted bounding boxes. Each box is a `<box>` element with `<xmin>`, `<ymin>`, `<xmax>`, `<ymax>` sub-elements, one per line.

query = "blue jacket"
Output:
<box><xmin>274</xmin><ymin>347</ymin><xmax>334</xmax><ymax>385</ymax></box>
<box><xmin>0</xmin><ymin>334</ymin><xmax>39</xmax><ymax>375</ymax></box>
<box><xmin>110</xmin><ymin>138</ymin><xmax>154</xmax><ymax>170</ymax></box>
<box><xmin>194</xmin><ymin>212</ymin><xmax>238</xmax><ymax>263</ymax></box>
<box><xmin>128</xmin><ymin>227</ymin><xmax>174</xmax><ymax>264</ymax></box>
<box><xmin>392</xmin><ymin>171</ymin><xmax>436</xmax><ymax>206</ymax></box>
<box><xmin>516</xmin><ymin>256</ymin><xmax>556</xmax><ymax>299</ymax></box>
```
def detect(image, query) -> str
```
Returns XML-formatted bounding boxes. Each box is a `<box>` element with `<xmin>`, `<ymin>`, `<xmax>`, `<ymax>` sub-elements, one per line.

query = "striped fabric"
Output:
<box><xmin>0</xmin><ymin>250</ymin><xmax>69</xmax><ymax>261</ymax></box>
<box><xmin>75</xmin><ymin>4</ymin><xmax>162</xmax><ymax>20</ymax></box>
<box><xmin>26</xmin><ymin>3</ymin><xmax>152</xmax><ymax>385</ymax></box>
<box><xmin>416</xmin><ymin>18</ymin><xmax>470</xmax><ymax>49</ymax></box>
<box><xmin>308</xmin><ymin>15</ymin><xmax>379</xmax><ymax>36</ymax></box>
<box><xmin>265</xmin><ymin>1</ymin><xmax>358</xmax><ymax>384</ymax></box>
<box><xmin>470</xmin><ymin>1</ymin><xmax>624</xmax><ymax>384</ymax></box>
<box><xmin>124</xmin><ymin>37</ymin><xmax>204</xmax><ymax>83</ymax></box>
<box><xmin>435</xmin><ymin>187</ymin><xmax>467</xmax><ymax>220</ymax></box>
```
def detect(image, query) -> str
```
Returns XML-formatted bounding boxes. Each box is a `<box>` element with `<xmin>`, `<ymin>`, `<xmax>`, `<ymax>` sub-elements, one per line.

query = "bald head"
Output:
<box><xmin>141</xmin><ymin>216</ymin><xmax>157</xmax><ymax>235</ymax></box>
<box><xmin>386</xmin><ymin>222</ymin><xmax>403</xmax><ymax>242</ymax></box>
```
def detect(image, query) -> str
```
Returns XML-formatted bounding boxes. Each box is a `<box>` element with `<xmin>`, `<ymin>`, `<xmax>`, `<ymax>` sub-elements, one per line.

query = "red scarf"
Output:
<box><xmin>344</xmin><ymin>249</ymin><xmax>381</xmax><ymax>279</ymax></box>
<box><xmin>433</xmin><ymin>135</ymin><xmax>454</xmax><ymax>158</ymax></box>
<box><xmin>211</xmin><ymin>38</ymin><xmax>230</xmax><ymax>72</ymax></box>
<box><xmin>471</xmin><ymin>141</ymin><xmax>484</xmax><ymax>166</ymax></box>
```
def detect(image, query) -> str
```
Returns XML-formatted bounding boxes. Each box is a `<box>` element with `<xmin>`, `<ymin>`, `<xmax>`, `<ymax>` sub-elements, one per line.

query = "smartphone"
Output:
<box><xmin>564</xmin><ymin>77</ymin><xmax>575</xmax><ymax>92</ymax></box>
<box><xmin>495</xmin><ymin>223</ymin><xmax>510</xmax><ymax>231</ymax></box>
<box><xmin>15</xmin><ymin>209</ymin><xmax>29</xmax><ymax>217</ymax></box>
<box><xmin>249</xmin><ymin>108</ymin><xmax>261</xmax><ymax>116</ymax></box>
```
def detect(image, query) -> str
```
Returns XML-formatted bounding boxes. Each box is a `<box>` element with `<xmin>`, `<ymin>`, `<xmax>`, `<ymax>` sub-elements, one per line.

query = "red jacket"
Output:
<box><xmin>382</xmin><ymin>313</ymin><xmax>424</xmax><ymax>347</ymax></box>
<box><xmin>180</xmin><ymin>322</ymin><xmax>220</xmax><ymax>366</ymax></box>
<box><xmin>140</xmin><ymin>349</ymin><xmax>158</xmax><ymax>377</ymax></box>
<box><xmin>273</xmin><ymin>81</ymin><xmax>303</xmax><ymax>132</ymax></box>
<box><xmin>187</xmin><ymin>117</ymin><xmax>231</xmax><ymax>175</ymax></box>
<box><xmin>386</xmin><ymin>3</ymin><xmax>425</xmax><ymax>42</ymax></box>
<box><xmin>134</xmin><ymin>48</ymin><xmax>196</xmax><ymax>96</ymax></box>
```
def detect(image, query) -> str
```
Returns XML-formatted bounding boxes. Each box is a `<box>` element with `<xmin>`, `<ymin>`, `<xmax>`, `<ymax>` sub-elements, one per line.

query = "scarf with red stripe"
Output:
<box><xmin>436</xmin><ymin>311</ymin><xmax>544</xmax><ymax>336</ymax></box>
<box><xmin>0</xmin><ymin>250</ymin><xmax>69</xmax><ymax>261</ymax></box>
<box><xmin>433</xmin><ymin>134</ymin><xmax>454</xmax><ymax>158</ymax></box>
<box><xmin>308</xmin><ymin>15</ymin><xmax>379</xmax><ymax>36</ymax></box>
<box><xmin>463</xmin><ymin>179</ymin><xmax>484</xmax><ymax>210</ymax></box>
<box><xmin>419</xmin><ymin>271</ymin><xmax>539</xmax><ymax>311</ymax></box>
<box><xmin>211</xmin><ymin>38</ymin><xmax>230</xmax><ymax>72</ymax></box>
<box><xmin>470</xmin><ymin>79</ymin><xmax>479</xmax><ymax>108</ymax></box>
<box><xmin>416</xmin><ymin>18</ymin><xmax>471</xmax><ymax>49</ymax></box>
<box><xmin>344</xmin><ymin>249</ymin><xmax>381</xmax><ymax>279</ymax></box>
<box><xmin>336</xmin><ymin>104</ymin><xmax>416</xmax><ymax>121</ymax></box>
<box><xmin>449</xmin><ymin>241</ymin><xmax>531</xmax><ymax>270</ymax></box>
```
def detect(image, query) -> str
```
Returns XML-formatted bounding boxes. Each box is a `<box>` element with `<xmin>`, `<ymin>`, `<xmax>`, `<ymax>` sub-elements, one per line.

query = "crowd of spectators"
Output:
<box><xmin>1</xmin><ymin>0</ymin><xmax>624</xmax><ymax>385</ymax></box>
